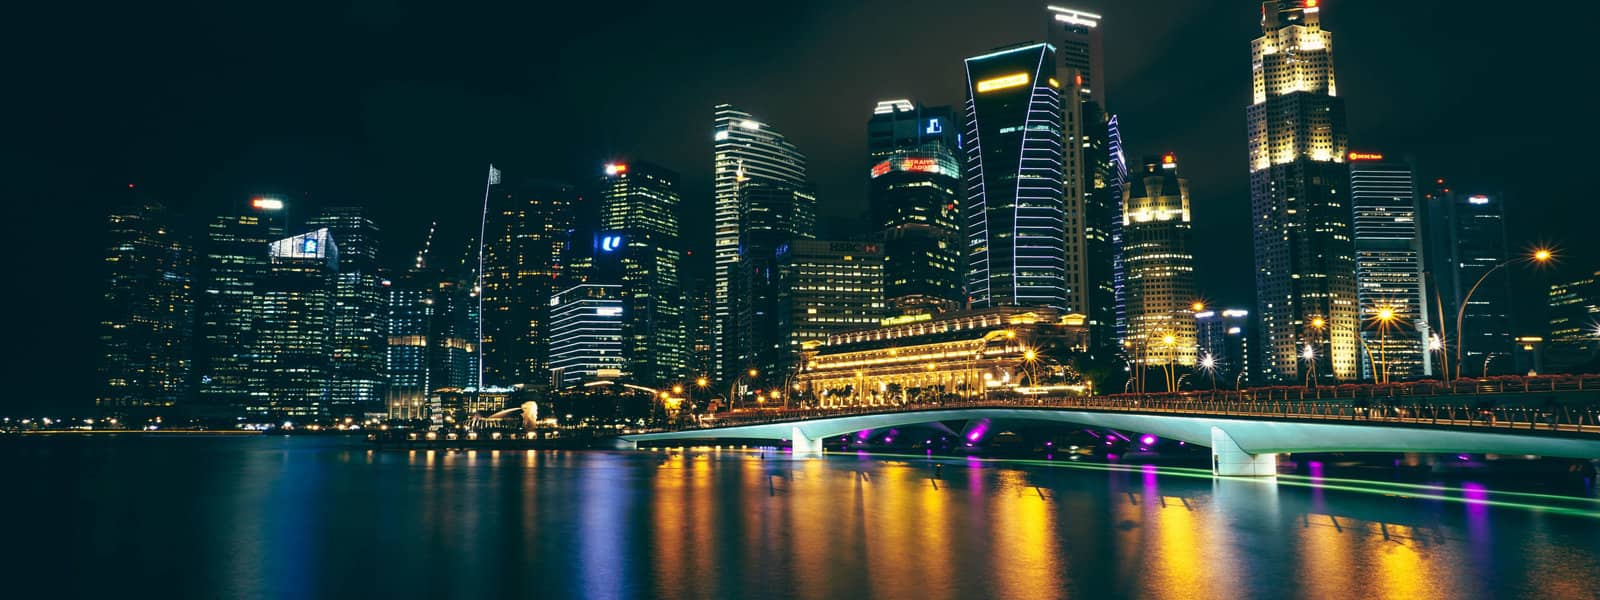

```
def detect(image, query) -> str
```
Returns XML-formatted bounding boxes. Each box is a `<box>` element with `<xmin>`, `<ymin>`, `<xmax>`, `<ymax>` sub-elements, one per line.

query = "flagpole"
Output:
<box><xmin>477</xmin><ymin>164</ymin><xmax>498</xmax><ymax>392</ymax></box>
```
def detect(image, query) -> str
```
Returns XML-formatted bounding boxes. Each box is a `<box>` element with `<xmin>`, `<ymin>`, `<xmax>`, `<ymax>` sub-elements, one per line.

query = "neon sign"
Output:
<box><xmin>976</xmin><ymin>73</ymin><xmax>1029</xmax><ymax>93</ymax></box>
<box><xmin>599</xmin><ymin>234</ymin><xmax>623</xmax><ymax>252</ymax></box>
<box><xmin>1347</xmin><ymin>151</ymin><xmax>1384</xmax><ymax>161</ymax></box>
<box><xmin>925</xmin><ymin>118</ymin><xmax>942</xmax><ymax>134</ymax></box>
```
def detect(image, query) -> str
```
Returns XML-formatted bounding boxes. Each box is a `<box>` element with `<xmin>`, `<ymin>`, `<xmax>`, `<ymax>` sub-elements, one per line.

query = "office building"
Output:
<box><xmin>194</xmin><ymin>198</ymin><xmax>284</xmax><ymax>410</ymax></box>
<box><xmin>1107</xmin><ymin>115</ymin><xmax>1130</xmax><ymax>346</ymax></box>
<box><xmin>1121</xmin><ymin>154</ymin><xmax>1198</xmax><ymax>368</ymax></box>
<box><xmin>1348</xmin><ymin>153</ymin><xmax>1429</xmax><ymax>381</ymax></box>
<box><xmin>867</xmin><ymin>100</ymin><xmax>963</xmax><ymax>315</ymax></box>
<box><xmin>481</xmin><ymin>177</ymin><xmax>575</xmax><ymax>387</ymax></box>
<box><xmin>96</xmin><ymin>187</ymin><xmax>193</xmax><ymax>409</ymax></box>
<box><xmin>548</xmin><ymin>283</ymin><xmax>625</xmax><ymax>389</ymax></box>
<box><xmin>600</xmin><ymin>161</ymin><xmax>688</xmax><ymax>386</ymax></box>
<box><xmin>1048</xmin><ymin>6</ymin><xmax>1118</xmax><ymax>350</ymax></box>
<box><xmin>1547</xmin><ymin>271</ymin><xmax>1600</xmax><ymax>372</ymax></box>
<box><xmin>1196</xmin><ymin>309</ymin><xmax>1251</xmax><ymax>388</ymax></box>
<box><xmin>963</xmin><ymin>43</ymin><xmax>1068</xmax><ymax>310</ymax></box>
<box><xmin>733</xmin><ymin>179</ymin><xmax>817</xmax><ymax>382</ymax></box>
<box><xmin>1247</xmin><ymin>0</ymin><xmax>1357</xmax><ymax>382</ymax></box>
<box><xmin>250</xmin><ymin>228</ymin><xmax>338</xmax><ymax>419</ymax></box>
<box><xmin>774</xmin><ymin>239</ymin><xmax>886</xmax><ymax>378</ymax></box>
<box><xmin>306</xmin><ymin>207</ymin><xmax>386</xmax><ymax>416</ymax></box>
<box><xmin>1423</xmin><ymin>185</ymin><xmax>1515</xmax><ymax>376</ymax></box>
<box><xmin>713</xmin><ymin>104</ymin><xmax>808</xmax><ymax>381</ymax></box>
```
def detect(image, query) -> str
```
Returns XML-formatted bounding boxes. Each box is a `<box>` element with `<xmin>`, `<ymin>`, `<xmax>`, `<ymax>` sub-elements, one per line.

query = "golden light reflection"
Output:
<box><xmin>990</xmin><ymin>469</ymin><xmax>1060</xmax><ymax>599</ymax></box>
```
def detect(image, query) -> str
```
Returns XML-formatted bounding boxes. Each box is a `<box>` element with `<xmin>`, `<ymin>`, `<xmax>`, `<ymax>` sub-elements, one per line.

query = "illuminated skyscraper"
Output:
<box><xmin>481</xmin><ymin>177</ymin><xmax>575</xmax><ymax>387</ymax></box>
<box><xmin>867</xmin><ymin>99</ymin><xmax>962</xmax><ymax>315</ymax></box>
<box><xmin>1424</xmin><ymin>186</ymin><xmax>1515</xmax><ymax>376</ymax></box>
<box><xmin>1547</xmin><ymin>271</ymin><xmax>1600</xmax><ymax>372</ymax></box>
<box><xmin>733</xmin><ymin>179</ymin><xmax>817</xmax><ymax>381</ymax></box>
<box><xmin>250</xmin><ymin>228</ymin><xmax>338</xmax><ymax>418</ymax></box>
<box><xmin>1122</xmin><ymin>154</ymin><xmax>1198</xmax><ymax>368</ymax></box>
<box><xmin>97</xmin><ymin>186</ymin><xmax>193</xmax><ymax>409</ymax></box>
<box><xmin>963</xmin><ymin>43</ymin><xmax>1067</xmax><ymax>310</ymax></box>
<box><xmin>778</xmin><ymin>240</ymin><xmax>886</xmax><ymax>374</ymax></box>
<box><xmin>600</xmin><ymin>161</ymin><xmax>687</xmax><ymax>386</ymax></box>
<box><xmin>548</xmin><ymin>283</ymin><xmax>625</xmax><ymax>389</ymax></box>
<box><xmin>306</xmin><ymin>206</ymin><xmax>386</xmax><ymax>416</ymax></box>
<box><xmin>194</xmin><ymin>198</ymin><xmax>284</xmax><ymax>410</ymax></box>
<box><xmin>1349</xmin><ymin>153</ymin><xmax>1430</xmax><ymax>381</ymax></box>
<box><xmin>1196</xmin><ymin>309</ymin><xmax>1251</xmax><ymax>387</ymax></box>
<box><xmin>1048</xmin><ymin>6</ymin><xmax>1117</xmax><ymax>349</ymax></box>
<box><xmin>1107</xmin><ymin>115</ymin><xmax>1131</xmax><ymax>345</ymax></box>
<box><xmin>713</xmin><ymin>104</ymin><xmax>808</xmax><ymax>380</ymax></box>
<box><xmin>1247</xmin><ymin>0</ymin><xmax>1357</xmax><ymax>382</ymax></box>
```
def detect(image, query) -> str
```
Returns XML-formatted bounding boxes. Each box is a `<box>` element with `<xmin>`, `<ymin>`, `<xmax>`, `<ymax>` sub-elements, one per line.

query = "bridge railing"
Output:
<box><xmin>654</xmin><ymin>380</ymin><xmax>1600</xmax><ymax>437</ymax></box>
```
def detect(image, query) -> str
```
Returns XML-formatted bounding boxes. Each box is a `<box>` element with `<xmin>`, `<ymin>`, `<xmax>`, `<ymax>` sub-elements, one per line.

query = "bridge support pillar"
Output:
<box><xmin>791</xmin><ymin>427</ymin><xmax>824</xmax><ymax>454</ymax></box>
<box><xmin>1210</xmin><ymin>426</ymin><xmax>1277</xmax><ymax>477</ymax></box>
<box><xmin>615</xmin><ymin>438</ymin><xmax>638</xmax><ymax>450</ymax></box>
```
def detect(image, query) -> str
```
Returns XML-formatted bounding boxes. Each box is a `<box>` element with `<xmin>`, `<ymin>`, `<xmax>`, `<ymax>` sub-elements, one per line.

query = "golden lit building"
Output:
<box><xmin>1122</xmin><ymin>154</ymin><xmax>1198</xmax><ymax>368</ymax></box>
<box><xmin>798</xmin><ymin>308</ymin><xmax>1088</xmax><ymax>407</ymax></box>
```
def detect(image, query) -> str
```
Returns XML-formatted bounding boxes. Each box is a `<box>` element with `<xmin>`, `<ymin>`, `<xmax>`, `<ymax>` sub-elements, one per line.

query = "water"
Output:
<box><xmin>4</xmin><ymin>436</ymin><xmax>1598</xmax><ymax>599</ymax></box>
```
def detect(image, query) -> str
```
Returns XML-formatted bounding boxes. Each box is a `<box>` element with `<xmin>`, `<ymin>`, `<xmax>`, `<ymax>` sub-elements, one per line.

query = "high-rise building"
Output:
<box><xmin>684</xmin><ymin>276</ymin><xmax>716</xmax><ymax>379</ymax></box>
<box><xmin>1048</xmin><ymin>6</ymin><xmax>1117</xmax><ymax>350</ymax></box>
<box><xmin>306</xmin><ymin>207</ymin><xmax>386</xmax><ymax>416</ymax></box>
<box><xmin>963</xmin><ymin>43</ymin><xmax>1067</xmax><ymax>310</ymax></box>
<box><xmin>481</xmin><ymin>177</ymin><xmax>575</xmax><ymax>387</ymax></box>
<box><xmin>194</xmin><ymin>198</ymin><xmax>285</xmax><ymax>410</ymax></box>
<box><xmin>1107</xmin><ymin>115</ymin><xmax>1130</xmax><ymax>345</ymax></box>
<box><xmin>383</xmin><ymin>269</ymin><xmax>432</xmax><ymax>420</ymax></box>
<box><xmin>1247</xmin><ymin>0</ymin><xmax>1357</xmax><ymax>383</ymax></box>
<box><xmin>1547</xmin><ymin>271</ymin><xmax>1600</xmax><ymax>372</ymax></box>
<box><xmin>600</xmin><ymin>161</ymin><xmax>687</xmax><ymax>386</ymax></box>
<box><xmin>1121</xmin><ymin>154</ymin><xmax>1198</xmax><ymax>368</ymax></box>
<box><xmin>1423</xmin><ymin>186</ymin><xmax>1515</xmax><ymax>377</ymax></box>
<box><xmin>1196</xmin><ymin>309</ymin><xmax>1251</xmax><ymax>388</ymax></box>
<box><xmin>775</xmin><ymin>239</ymin><xmax>886</xmax><ymax>377</ymax></box>
<box><xmin>713</xmin><ymin>104</ymin><xmax>808</xmax><ymax>381</ymax></box>
<box><xmin>97</xmin><ymin>187</ymin><xmax>193</xmax><ymax>409</ymax></box>
<box><xmin>548</xmin><ymin>283</ymin><xmax>625</xmax><ymax>389</ymax></box>
<box><xmin>733</xmin><ymin>179</ymin><xmax>817</xmax><ymax>381</ymax></box>
<box><xmin>867</xmin><ymin>100</ymin><xmax>963</xmax><ymax>315</ymax></box>
<box><xmin>250</xmin><ymin>229</ymin><xmax>338</xmax><ymax>419</ymax></box>
<box><xmin>384</xmin><ymin>237</ymin><xmax>481</xmax><ymax>420</ymax></box>
<box><xmin>1349</xmin><ymin>153</ymin><xmax>1430</xmax><ymax>381</ymax></box>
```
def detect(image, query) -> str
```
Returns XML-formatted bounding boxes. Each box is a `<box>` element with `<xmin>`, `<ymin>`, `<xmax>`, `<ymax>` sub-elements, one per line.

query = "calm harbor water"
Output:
<box><xmin>3</xmin><ymin>436</ymin><xmax>1598</xmax><ymax>599</ymax></box>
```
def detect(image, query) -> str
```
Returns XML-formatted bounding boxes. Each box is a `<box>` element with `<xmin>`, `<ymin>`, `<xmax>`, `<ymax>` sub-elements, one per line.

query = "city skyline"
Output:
<box><xmin>11</xmin><ymin>0</ymin><xmax>1593</xmax><ymax>409</ymax></box>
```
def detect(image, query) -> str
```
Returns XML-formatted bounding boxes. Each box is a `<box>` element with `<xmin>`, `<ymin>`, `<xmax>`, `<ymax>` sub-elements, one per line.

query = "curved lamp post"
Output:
<box><xmin>1453</xmin><ymin>248</ymin><xmax>1551</xmax><ymax>380</ymax></box>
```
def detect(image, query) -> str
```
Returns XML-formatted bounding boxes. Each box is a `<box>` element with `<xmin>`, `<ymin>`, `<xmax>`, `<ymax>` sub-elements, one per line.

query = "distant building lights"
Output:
<box><xmin>251</xmin><ymin>197</ymin><xmax>285</xmax><ymax>211</ymax></box>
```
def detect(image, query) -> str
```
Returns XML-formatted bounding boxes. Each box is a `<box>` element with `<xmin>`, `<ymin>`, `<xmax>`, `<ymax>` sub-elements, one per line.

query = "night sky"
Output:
<box><xmin>8</xmin><ymin>0</ymin><xmax>1591</xmax><ymax>408</ymax></box>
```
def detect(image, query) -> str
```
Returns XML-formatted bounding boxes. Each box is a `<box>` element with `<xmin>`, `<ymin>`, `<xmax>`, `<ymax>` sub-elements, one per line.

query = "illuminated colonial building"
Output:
<box><xmin>713</xmin><ymin>104</ymin><xmax>808</xmax><ymax>381</ymax></box>
<box><xmin>97</xmin><ymin>187</ymin><xmax>193</xmax><ymax>408</ymax></box>
<box><xmin>1247</xmin><ymin>0</ymin><xmax>1357</xmax><ymax>382</ymax></box>
<box><xmin>1348</xmin><ymin>153</ymin><xmax>1430</xmax><ymax>381</ymax></box>
<box><xmin>867</xmin><ymin>100</ymin><xmax>963</xmax><ymax>315</ymax></box>
<box><xmin>799</xmin><ymin>308</ymin><xmax>1088</xmax><ymax>407</ymax></box>
<box><xmin>1122</xmin><ymin>154</ymin><xmax>1198</xmax><ymax>368</ymax></box>
<box><xmin>963</xmin><ymin>43</ymin><xmax>1067</xmax><ymax>310</ymax></box>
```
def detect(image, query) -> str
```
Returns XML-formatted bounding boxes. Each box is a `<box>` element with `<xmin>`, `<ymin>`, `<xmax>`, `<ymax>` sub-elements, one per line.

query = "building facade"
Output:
<box><xmin>250</xmin><ymin>229</ymin><xmax>338</xmax><ymax>419</ymax></box>
<box><xmin>194</xmin><ymin>200</ymin><xmax>283</xmax><ymax>410</ymax></box>
<box><xmin>600</xmin><ymin>161</ymin><xmax>688</xmax><ymax>386</ymax></box>
<box><xmin>1546</xmin><ymin>271</ymin><xmax>1599</xmax><ymax>373</ymax></box>
<box><xmin>1349</xmin><ymin>153</ymin><xmax>1429</xmax><ymax>381</ymax></box>
<box><xmin>713</xmin><ymin>104</ymin><xmax>808</xmax><ymax>381</ymax></box>
<box><xmin>867</xmin><ymin>100</ymin><xmax>964</xmax><ymax>316</ymax></box>
<box><xmin>1121</xmin><ymin>155</ymin><xmax>1198</xmax><ymax>368</ymax></box>
<box><xmin>97</xmin><ymin>188</ymin><xmax>193</xmax><ymax>409</ymax></box>
<box><xmin>1423</xmin><ymin>186</ymin><xmax>1515</xmax><ymax>377</ymax></box>
<box><xmin>733</xmin><ymin>180</ymin><xmax>818</xmax><ymax>383</ymax></box>
<box><xmin>306</xmin><ymin>207</ymin><xmax>387</xmax><ymax>415</ymax></box>
<box><xmin>1247</xmin><ymin>0</ymin><xmax>1357</xmax><ymax>383</ymax></box>
<box><xmin>775</xmin><ymin>239</ymin><xmax>887</xmax><ymax>379</ymax></box>
<box><xmin>481</xmin><ymin>177</ymin><xmax>575</xmax><ymax>387</ymax></box>
<box><xmin>963</xmin><ymin>43</ymin><xmax>1068</xmax><ymax>310</ymax></box>
<box><xmin>548</xmin><ymin>283</ymin><xmax>626</xmax><ymax>389</ymax></box>
<box><xmin>1196</xmin><ymin>309</ymin><xmax>1251</xmax><ymax>388</ymax></box>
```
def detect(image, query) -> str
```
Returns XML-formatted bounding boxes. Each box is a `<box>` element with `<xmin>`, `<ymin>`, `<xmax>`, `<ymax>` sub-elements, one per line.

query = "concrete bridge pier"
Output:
<box><xmin>791</xmin><ymin>427</ymin><xmax>824</xmax><ymax>454</ymax></box>
<box><xmin>1210</xmin><ymin>426</ymin><xmax>1277</xmax><ymax>477</ymax></box>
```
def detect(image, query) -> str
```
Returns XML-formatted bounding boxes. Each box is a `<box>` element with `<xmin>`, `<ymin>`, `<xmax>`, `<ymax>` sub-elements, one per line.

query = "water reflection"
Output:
<box><xmin>2</xmin><ymin>438</ymin><xmax>1597</xmax><ymax>599</ymax></box>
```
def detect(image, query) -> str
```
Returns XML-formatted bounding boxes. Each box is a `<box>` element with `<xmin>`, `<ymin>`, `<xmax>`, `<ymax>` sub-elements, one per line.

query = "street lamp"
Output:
<box><xmin>1453</xmin><ymin>247</ymin><xmax>1553</xmax><ymax>379</ymax></box>
<box><xmin>1199</xmin><ymin>352</ymin><xmax>1218</xmax><ymax>391</ymax></box>
<box><xmin>1160</xmin><ymin>333</ymin><xmax>1177</xmax><ymax>392</ymax></box>
<box><xmin>1368</xmin><ymin>305</ymin><xmax>1400</xmax><ymax>384</ymax></box>
<box><xmin>728</xmin><ymin>369</ymin><xmax>758</xmax><ymax>412</ymax></box>
<box><xmin>1302</xmin><ymin>343</ymin><xmax>1318</xmax><ymax>389</ymax></box>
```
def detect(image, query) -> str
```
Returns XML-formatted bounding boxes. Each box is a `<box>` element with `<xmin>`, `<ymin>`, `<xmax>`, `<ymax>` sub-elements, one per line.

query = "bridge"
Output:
<box><xmin>620</xmin><ymin>378</ymin><xmax>1600</xmax><ymax>477</ymax></box>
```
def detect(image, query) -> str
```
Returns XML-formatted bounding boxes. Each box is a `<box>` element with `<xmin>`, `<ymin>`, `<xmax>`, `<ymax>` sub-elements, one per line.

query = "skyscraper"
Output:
<box><xmin>1547</xmin><ymin>271</ymin><xmax>1600</xmax><ymax>372</ymax></box>
<box><xmin>306</xmin><ymin>207</ymin><xmax>386</xmax><ymax>416</ymax></box>
<box><xmin>97</xmin><ymin>187</ymin><xmax>193</xmax><ymax>409</ymax></box>
<box><xmin>963</xmin><ymin>43</ymin><xmax>1067</xmax><ymax>310</ymax></box>
<box><xmin>1048</xmin><ymin>5</ymin><xmax>1117</xmax><ymax>349</ymax></box>
<box><xmin>1196</xmin><ymin>309</ymin><xmax>1251</xmax><ymax>388</ymax></box>
<box><xmin>250</xmin><ymin>228</ymin><xmax>338</xmax><ymax>419</ymax></box>
<box><xmin>1107</xmin><ymin>115</ymin><xmax>1130</xmax><ymax>345</ymax></box>
<box><xmin>1424</xmin><ymin>188</ymin><xmax>1515</xmax><ymax>377</ymax></box>
<box><xmin>194</xmin><ymin>198</ymin><xmax>284</xmax><ymax>410</ymax></box>
<box><xmin>481</xmin><ymin>177</ymin><xmax>575</xmax><ymax>387</ymax></box>
<box><xmin>867</xmin><ymin>100</ymin><xmax>963</xmax><ymax>315</ymax></box>
<box><xmin>1349</xmin><ymin>152</ymin><xmax>1430</xmax><ymax>381</ymax></box>
<box><xmin>1122</xmin><ymin>154</ymin><xmax>1198</xmax><ymax>369</ymax></box>
<box><xmin>733</xmin><ymin>179</ymin><xmax>817</xmax><ymax>381</ymax></box>
<box><xmin>600</xmin><ymin>161</ymin><xmax>687</xmax><ymax>386</ymax></box>
<box><xmin>548</xmin><ymin>283</ymin><xmax>625</xmax><ymax>389</ymax></box>
<box><xmin>775</xmin><ymin>239</ymin><xmax>886</xmax><ymax>377</ymax></box>
<box><xmin>1247</xmin><ymin>0</ymin><xmax>1357</xmax><ymax>383</ymax></box>
<box><xmin>713</xmin><ymin>104</ymin><xmax>808</xmax><ymax>381</ymax></box>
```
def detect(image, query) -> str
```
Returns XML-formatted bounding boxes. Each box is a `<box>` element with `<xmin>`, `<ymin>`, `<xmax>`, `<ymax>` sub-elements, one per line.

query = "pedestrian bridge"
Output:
<box><xmin>620</xmin><ymin>393</ymin><xmax>1600</xmax><ymax>477</ymax></box>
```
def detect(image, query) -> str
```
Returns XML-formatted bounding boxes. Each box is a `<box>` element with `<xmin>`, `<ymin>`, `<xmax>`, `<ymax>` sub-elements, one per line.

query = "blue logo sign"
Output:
<box><xmin>302</xmin><ymin>238</ymin><xmax>319</xmax><ymax>253</ymax></box>
<box><xmin>925</xmin><ymin>118</ymin><xmax>942</xmax><ymax>134</ymax></box>
<box><xmin>599</xmin><ymin>234</ymin><xmax>623</xmax><ymax>252</ymax></box>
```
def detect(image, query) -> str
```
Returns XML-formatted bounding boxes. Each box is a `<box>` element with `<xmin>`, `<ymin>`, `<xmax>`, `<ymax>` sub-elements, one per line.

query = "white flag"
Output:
<box><xmin>488</xmin><ymin>164</ymin><xmax>501</xmax><ymax>185</ymax></box>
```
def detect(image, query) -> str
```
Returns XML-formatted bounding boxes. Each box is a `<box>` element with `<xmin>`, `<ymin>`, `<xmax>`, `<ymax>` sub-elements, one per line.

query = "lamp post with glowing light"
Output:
<box><xmin>728</xmin><ymin>368</ymin><xmax>758</xmax><ymax>412</ymax></box>
<box><xmin>1453</xmin><ymin>248</ymin><xmax>1553</xmax><ymax>380</ymax></box>
<box><xmin>1199</xmin><ymin>352</ymin><xmax>1218</xmax><ymax>392</ymax></box>
<box><xmin>1159</xmin><ymin>333</ymin><xmax>1178</xmax><ymax>392</ymax></box>
<box><xmin>1302</xmin><ymin>343</ymin><xmax>1318</xmax><ymax>389</ymax></box>
<box><xmin>1369</xmin><ymin>306</ymin><xmax>1400</xmax><ymax>384</ymax></box>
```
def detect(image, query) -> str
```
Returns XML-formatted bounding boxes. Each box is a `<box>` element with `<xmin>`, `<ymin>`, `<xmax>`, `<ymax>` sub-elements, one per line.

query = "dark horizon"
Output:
<box><xmin>8</xmin><ymin>0</ymin><xmax>1591</xmax><ymax>409</ymax></box>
